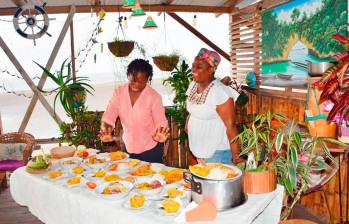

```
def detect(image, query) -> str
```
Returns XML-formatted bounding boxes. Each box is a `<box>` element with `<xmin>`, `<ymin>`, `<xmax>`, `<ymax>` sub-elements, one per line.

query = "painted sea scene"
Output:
<box><xmin>261</xmin><ymin>0</ymin><xmax>347</xmax><ymax>87</ymax></box>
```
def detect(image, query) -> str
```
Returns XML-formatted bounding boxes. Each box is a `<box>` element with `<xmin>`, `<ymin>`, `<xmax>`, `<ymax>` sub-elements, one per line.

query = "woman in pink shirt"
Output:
<box><xmin>101</xmin><ymin>59</ymin><xmax>169</xmax><ymax>163</ymax></box>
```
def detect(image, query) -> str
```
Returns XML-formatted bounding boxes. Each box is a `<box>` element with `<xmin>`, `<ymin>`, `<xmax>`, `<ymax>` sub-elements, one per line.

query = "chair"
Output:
<box><xmin>0</xmin><ymin>132</ymin><xmax>36</xmax><ymax>190</ymax></box>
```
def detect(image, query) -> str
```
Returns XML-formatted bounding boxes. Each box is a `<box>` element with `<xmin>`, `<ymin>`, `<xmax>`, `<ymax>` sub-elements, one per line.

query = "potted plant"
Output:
<box><xmin>153</xmin><ymin>53</ymin><xmax>180</xmax><ymax>71</ymax></box>
<box><xmin>235</xmin><ymin>112</ymin><xmax>288</xmax><ymax>194</ymax></box>
<box><xmin>276</xmin><ymin>121</ymin><xmax>345</xmax><ymax>220</ymax></box>
<box><xmin>35</xmin><ymin>60</ymin><xmax>94</xmax><ymax>120</ymax></box>
<box><xmin>108</xmin><ymin>39</ymin><xmax>135</xmax><ymax>57</ymax></box>
<box><xmin>59</xmin><ymin>110</ymin><xmax>102</xmax><ymax>149</ymax></box>
<box><xmin>313</xmin><ymin>33</ymin><xmax>349</xmax><ymax>143</ymax></box>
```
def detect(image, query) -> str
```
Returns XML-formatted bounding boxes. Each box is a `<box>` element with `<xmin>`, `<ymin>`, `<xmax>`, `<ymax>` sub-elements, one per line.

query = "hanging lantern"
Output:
<box><xmin>122</xmin><ymin>0</ymin><xmax>135</xmax><ymax>9</ymax></box>
<box><xmin>192</xmin><ymin>14</ymin><xmax>197</xmax><ymax>27</ymax></box>
<box><xmin>98</xmin><ymin>8</ymin><xmax>106</xmax><ymax>20</ymax></box>
<box><xmin>143</xmin><ymin>16</ymin><xmax>157</xmax><ymax>29</ymax></box>
<box><xmin>131</xmin><ymin>3</ymin><xmax>145</xmax><ymax>16</ymax></box>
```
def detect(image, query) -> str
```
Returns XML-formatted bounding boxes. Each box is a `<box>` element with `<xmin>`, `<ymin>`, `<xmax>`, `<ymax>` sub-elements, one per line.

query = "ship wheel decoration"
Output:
<box><xmin>13</xmin><ymin>3</ymin><xmax>52</xmax><ymax>46</ymax></box>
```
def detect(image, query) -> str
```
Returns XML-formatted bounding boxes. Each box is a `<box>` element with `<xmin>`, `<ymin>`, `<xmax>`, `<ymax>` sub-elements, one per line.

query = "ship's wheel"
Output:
<box><xmin>13</xmin><ymin>4</ymin><xmax>52</xmax><ymax>46</ymax></box>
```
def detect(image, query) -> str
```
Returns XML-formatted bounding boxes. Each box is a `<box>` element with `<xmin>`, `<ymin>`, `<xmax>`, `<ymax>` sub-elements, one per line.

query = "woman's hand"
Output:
<box><xmin>153</xmin><ymin>127</ymin><xmax>170</xmax><ymax>143</ymax></box>
<box><xmin>99</xmin><ymin>122</ymin><xmax>114</xmax><ymax>142</ymax></box>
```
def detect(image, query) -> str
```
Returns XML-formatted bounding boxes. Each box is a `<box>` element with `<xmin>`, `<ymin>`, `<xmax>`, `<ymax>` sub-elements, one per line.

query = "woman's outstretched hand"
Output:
<box><xmin>99</xmin><ymin>122</ymin><xmax>114</xmax><ymax>142</ymax></box>
<box><xmin>153</xmin><ymin>127</ymin><xmax>170</xmax><ymax>143</ymax></box>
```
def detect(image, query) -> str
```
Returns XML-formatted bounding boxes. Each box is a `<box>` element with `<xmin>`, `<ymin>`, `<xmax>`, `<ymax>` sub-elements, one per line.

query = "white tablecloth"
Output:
<box><xmin>10</xmin><ymin>167</ymin><xmax>283</xmax><ymax>224</ymax></box>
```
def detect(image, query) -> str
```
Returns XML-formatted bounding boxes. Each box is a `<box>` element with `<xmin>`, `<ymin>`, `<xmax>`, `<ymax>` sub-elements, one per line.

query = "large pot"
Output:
<box><xmin>184</xmin><ymin>165</ymin><xmax>244</xmax><ymax>211</ymax></box>
<box><xmin>292</xmin><ymin>60</ymin><xmax>334</xmax><ymax>77</ymax></box>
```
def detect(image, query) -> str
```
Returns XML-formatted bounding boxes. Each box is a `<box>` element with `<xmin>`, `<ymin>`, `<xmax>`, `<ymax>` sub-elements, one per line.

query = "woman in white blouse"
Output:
<box><xmin>186</xmin><ymin>48</ymin><xmax>241</xmax><ymax>164</ymax></box>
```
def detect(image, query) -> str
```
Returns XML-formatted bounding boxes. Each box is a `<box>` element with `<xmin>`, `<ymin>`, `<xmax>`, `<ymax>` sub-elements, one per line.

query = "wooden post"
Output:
<box><xmin>0</xmin><ymin>36</ymin><xmax>63</xmax><ymax>125</ymax></box>
<box><xmin>19</xmin><ymin>6</ymin><xmax>76</xmax><ymax>132</ymax></box>
<box><xmin>167</xmin><ymin>12</ymin><xmax>231</xmax><ymax>61</ymax></box>
<box><xmin>70</xmin><ymin>20</ymin><xmax>76</xmax><ymax>81</ymax></box>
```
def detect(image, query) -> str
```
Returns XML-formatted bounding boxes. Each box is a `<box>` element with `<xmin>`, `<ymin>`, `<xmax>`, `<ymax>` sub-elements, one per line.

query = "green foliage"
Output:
<box><xmin>163</xmin><ymin>60</ymin><xmax>192</xmax><ymax>142</ymax></box>
<box><xmin>35</xmin><ymin>59</ymin><xmax>94</xmax><ymax>119</ymax></box>
<box><xmin>59</xmin><ymin>110</ymin><xmax>102</xmax><ymax>149</ymax></box>
<box><xmin>262</xmin><ymin>0</ymin><xmax>347</xmax><ymax>61</ymax></box>
<box><xmin>234</xmin><ymin>111</ymin><xmax>288</xmax><ymax>170</ymax></box>
<box><xmin>275</xmin><ymin>121</ymin><xmax>345</xmax><ymax>220</ymax></box>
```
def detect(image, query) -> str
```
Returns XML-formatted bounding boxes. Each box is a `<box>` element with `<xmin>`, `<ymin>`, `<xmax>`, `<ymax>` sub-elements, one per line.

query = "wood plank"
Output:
<box><xmin>0</xmin><ymin>5</ymin><xmax>231</xmax><ymax>16</ymax></box>
<box><xmin>19</xmin><ymin>6</ymin><xmax>75</xmax><ymax>132</ymax></box>
<box><xmin>167</xmin><ymin>12</ymin><xmax>230</xmax><ymax>61</ymax></box>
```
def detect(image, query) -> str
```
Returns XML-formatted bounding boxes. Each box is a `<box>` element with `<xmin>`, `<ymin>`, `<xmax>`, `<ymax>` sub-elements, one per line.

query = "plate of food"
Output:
<box><xmin>135</xmin><ymin>177</ymin><xmax>163</xmax><ymax>196</ymax></box>
<box><xmin>70</xmin><ymin>166</ymin><xmax>91</xmax><ymax>175</ymax></box>
<box><xmin>86</xmin><ymin>156</ymin><xmax>108</xmax><ymax>170</ymax></box>
<box><xmin>103</xmin><ymin>173</ymin><xmax>121</xmax><ymax>182</ymax></box>
<box><xmin>189</xmin><ymin>163</ymin><xmax>241</xmax><ymax>180</ymax></box>
<box><xmin>129</xmin><ymin>164</ymin><xmax>156</xmax><ymax>176</ymax></box>
<box><xmin>109</xmin><ymin>151</ymin><xmax>129</xmax><ymax>161</ymax></box>
<box><xmin>161</xmin><ymin>187</ymin><xmax>186</xmax><ymax>199</ymax></box>
<box><xmin>154</xmin><ymin>198</ymin><xmax>183</xmax><ymax>216</ymax></box>
<box><xmin>87</xmin><ymin>169</ymin><xmax>107</xmax><ymax>181</ymax></box>
<box><xmin>63</xmin><ymin>175</ymin><xmax>87</xmax><ymax>188</ymax></box>
<box><xmin>160</xmin><ymin>168</ymin><xmax>185</xmax><ymax>185</ymax></box>
<box><xmin>44</xmin><ymin>169</ymin><xmax>68</xmax><ymax>182</ymax></box>
<box><xmin>59</xmin><ymin>157</ymin><xmax>82</xmax><ymax>170</ymax></box>
<box><xmin>122</xmin><ymin>194</ymin><xmax>152</xmax><ymax>211</ymax></box>
<box><xmin>95</xmin><ymin>181</ymin><xmax>133</xmax><ymax>200</ymax></box>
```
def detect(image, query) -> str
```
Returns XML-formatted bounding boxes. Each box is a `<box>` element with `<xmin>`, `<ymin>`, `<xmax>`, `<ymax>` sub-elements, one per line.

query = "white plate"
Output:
<box><xmin>160</xmin><ymin>187</ymin><xmax>186</xmax><ymax>200</ymax></box>
<box><xmin>154</xmin><ymin>199</ymin><xmax>183</xmax><ymax>216</ymax></box>
<box><xmin>122</xmin><ymin>195</ymin><xmax>152</xmax><ymax>211</ymax></box>
<box><xmin>43</xmin><ymin>170</ymin><xmax>69</xmax><ymax>183</ymax></box>
<box><xmin>95</xmin><ymin>181</ymin><xmax>133</xmax><ymax>200</ymax></box>
<box><xmin>63</xmin><ymin>176</ymin><xmax>87</xmax><ymax>188</ymax></box>
<box><xmin>59</xmin><ymin>157</ymin><xmax>82</xmax><ymax>170</ymax></box>
<box><xmin>134</xmin><ymin>177</ymin><xmax>164</xmax><ymax>196</ymax></box>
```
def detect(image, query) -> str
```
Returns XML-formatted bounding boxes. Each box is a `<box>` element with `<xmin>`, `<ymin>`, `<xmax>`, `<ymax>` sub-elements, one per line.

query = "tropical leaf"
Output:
<box><xmin>290</xmin><ymin>146</ymin><xmax>298</xmax><ymax>168</ymax></box>
<box><xmin>275</xmin><ymin>133</ymin><xmax>284</xmax><ymax>153</ymax></box>
<box><xmin>288</xmin><ymin>166</ymin><xmax>296</xmax><ymax>189</ymax></box>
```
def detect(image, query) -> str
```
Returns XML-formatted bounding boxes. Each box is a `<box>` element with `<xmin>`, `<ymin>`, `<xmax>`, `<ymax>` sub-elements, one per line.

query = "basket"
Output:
<box><xmin>108</xmin><ymin>41</ymin><xmax>135</xmax><ymax>57</ymax></box>
<box><xmin>152</xmin><ymin>55</ymin><xmax>179</xmax><ymax>71</ymax></box>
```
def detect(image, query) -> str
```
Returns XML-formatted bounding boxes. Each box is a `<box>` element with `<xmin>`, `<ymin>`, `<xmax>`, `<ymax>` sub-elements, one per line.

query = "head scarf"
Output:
<box><xmin>195</xmin><ymin>48</ymin><xmax>221</xmax><ymax>68</ymax></box>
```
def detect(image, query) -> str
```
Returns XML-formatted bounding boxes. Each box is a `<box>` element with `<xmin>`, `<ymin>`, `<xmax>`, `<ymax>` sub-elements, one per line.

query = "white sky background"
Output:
<box><xmin>0</xmin><ymin>11</ymin><xmax>231</xmax><ymax>92</ymax></box>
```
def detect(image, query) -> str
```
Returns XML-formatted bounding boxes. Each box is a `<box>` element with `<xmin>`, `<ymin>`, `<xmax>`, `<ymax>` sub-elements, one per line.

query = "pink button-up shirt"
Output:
<box><xmin>102</xmin><ymin>83</ymin><xmax>168</xmax><ymax>154</ymax></box>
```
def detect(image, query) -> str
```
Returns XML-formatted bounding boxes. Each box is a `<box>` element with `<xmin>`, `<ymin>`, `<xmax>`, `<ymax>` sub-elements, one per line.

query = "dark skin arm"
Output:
<box><xmin>216</xmin><ymin>98</ymin><xmax>242</xmax><ymax>163</ymax></box>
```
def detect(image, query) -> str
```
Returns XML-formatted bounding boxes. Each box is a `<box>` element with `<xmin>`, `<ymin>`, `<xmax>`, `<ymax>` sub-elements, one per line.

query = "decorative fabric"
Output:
<box><xmin>196</xmin><ymin>48</ymin><xmax>221</xmax><ymax>68</ymax></box>
<box><xmin>187</xmin><ymin>81</ymin><xmax>215</xmax><ymax>104</ymax></box>
<box><xmin>0</xmin><ymin>143</ymin><xmax>26</xmax><ymax>161</ymax></box>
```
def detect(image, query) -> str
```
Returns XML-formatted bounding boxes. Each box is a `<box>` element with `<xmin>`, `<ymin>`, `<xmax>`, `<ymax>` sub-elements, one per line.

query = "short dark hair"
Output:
<box><xmin>127</xmin><ymin>59</ymin><xmax>153</xmax><ymax>81</ymax></box>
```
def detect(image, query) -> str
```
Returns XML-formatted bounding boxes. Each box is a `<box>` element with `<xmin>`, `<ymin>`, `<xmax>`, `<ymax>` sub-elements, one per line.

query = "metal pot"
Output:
<box><xmin>292</xmin><ymin>60</ymin><xmax>334</xmax><ymax>77</ymax></box>
<box><xmin>184</xmin><ymin>165</ymin><xmax>244</xmax><ymax>211</ymax></box>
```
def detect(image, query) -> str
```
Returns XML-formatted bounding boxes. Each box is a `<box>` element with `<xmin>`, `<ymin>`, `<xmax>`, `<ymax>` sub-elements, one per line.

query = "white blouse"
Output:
<box><xmin>186</xmin><ymin>79</ymin><xmax>239</xmax><ymax>158</ymax></box>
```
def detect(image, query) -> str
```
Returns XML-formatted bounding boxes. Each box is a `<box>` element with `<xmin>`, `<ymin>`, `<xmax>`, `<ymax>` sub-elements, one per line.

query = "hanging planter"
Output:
<box><xmin>108</xmin><ymin>40</ymin><xmax>135</xmax><ymax>57</ymax></box>
<box><xmin>152</xmin><ymin>54</ymin><xmax>179</xmax><ymax>71</ymax></box>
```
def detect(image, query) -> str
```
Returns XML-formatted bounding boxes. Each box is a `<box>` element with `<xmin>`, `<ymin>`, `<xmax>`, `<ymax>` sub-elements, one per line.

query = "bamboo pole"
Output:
<box><xmin>70</xmin><ymin>20</ymin><xmax>76</xmax><ymax>81</ymax></box>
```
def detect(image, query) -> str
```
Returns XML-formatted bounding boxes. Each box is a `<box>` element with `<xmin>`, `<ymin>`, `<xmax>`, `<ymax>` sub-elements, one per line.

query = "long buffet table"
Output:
<box><xmin>10</xmin><ymin>165</ymin><xmax>283</xmax><ymax>224</ymax></box>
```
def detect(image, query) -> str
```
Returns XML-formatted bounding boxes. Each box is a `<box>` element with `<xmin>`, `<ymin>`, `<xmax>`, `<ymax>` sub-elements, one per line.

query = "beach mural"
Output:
<box><xmin>261</xmin><ymin>0</ymin><xmax>347</xmax><ymax>87</ymax></box>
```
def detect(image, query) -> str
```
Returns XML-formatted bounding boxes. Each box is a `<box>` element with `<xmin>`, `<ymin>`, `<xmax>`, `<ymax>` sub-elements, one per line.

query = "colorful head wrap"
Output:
<box><xmin>196</xmin><ymin>48</ymin><xmax>221</xmax><ymax>68</ymax></box>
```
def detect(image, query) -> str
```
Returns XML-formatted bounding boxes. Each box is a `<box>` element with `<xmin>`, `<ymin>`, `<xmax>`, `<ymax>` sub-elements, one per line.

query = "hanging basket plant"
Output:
<box><xmin>152</xmin><ymin>54</ymin><xmax>179</xmax><ymax>71</ymax></box>
<box><xmin>108</xmin><ymin>40</ymin><xmax>135</xmax><ymax>57</ymax></box>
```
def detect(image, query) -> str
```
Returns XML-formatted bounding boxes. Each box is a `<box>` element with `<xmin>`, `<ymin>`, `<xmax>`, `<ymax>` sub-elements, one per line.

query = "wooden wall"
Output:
<box><xmin>245</xmin><ymin>87</ymin><xmax>306</xmax><ymax>122</ymax></box>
